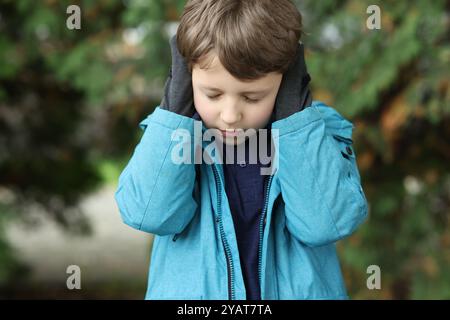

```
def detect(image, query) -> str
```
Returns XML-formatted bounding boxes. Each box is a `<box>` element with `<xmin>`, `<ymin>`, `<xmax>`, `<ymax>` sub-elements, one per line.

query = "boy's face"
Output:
<box><xmin>192</xmin><ymin>53</ymin><xmax>282</xmax><ymax>145</ymax></box>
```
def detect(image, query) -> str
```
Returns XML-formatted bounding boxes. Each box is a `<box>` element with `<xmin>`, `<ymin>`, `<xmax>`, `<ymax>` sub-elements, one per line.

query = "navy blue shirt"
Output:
<box><xmin>222</xmin><ymin>131</ymin><xmax>272</xmax><ymax>300</ymax></box>
<box><xmin>193</xmin><ymin>111</ymin><xmax>272</xmax><ymax>300</ymax></box>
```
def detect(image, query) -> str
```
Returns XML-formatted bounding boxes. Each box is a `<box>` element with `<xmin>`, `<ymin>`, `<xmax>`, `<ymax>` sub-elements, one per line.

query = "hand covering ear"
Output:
<box><xmin>160</xmin><ymin>34</ymin><xmax>195</xmax><ymax>117</ymax></box>
<box><xmin>271</xmin><ymin>43</ymin><xmax>312</xmax><ymax>122</ymax></box>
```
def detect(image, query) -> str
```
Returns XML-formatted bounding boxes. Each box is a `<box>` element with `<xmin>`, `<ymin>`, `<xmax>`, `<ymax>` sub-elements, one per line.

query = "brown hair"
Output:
<box><xmin>176</xmin><ymin>0</ymin><xmax>304</xmax><ymax>81</ymax></box>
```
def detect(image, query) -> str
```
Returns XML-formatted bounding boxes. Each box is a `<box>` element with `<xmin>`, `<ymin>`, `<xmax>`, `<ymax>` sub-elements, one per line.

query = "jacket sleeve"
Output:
<box><xmin>271</xmin><ymin>101</ymin><xmax>368</xmax><ymax>247</ymax></box>
<box><xmin>114</xmin><ymin>107</ymin><xmax>199</xmax><ymax>236</ymax></box>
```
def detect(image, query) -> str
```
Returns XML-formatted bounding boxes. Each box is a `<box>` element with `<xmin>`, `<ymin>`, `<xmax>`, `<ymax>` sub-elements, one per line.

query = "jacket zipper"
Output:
<box><xmin>212</xmin><ymin>164</ymin><xmax>235</xmax><ymax>300</ymax></box>
<box><xmin>257</xmin><ymin>174</ymin><xmax>274</xmax><ymax>297</ymax></box>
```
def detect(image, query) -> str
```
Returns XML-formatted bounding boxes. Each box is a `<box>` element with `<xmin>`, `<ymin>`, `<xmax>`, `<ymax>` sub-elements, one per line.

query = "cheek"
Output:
<box><xmin>247</xmin><ymin>101</ymin><xmax>275</xmax><ymax>128</ymax></box>
<box><xmin>193</xmin><ymin>92</ymin><xmax>217</xmax><ymax>125</ymax></box>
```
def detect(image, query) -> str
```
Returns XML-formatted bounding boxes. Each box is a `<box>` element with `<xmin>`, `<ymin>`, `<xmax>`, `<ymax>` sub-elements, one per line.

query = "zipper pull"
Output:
<box><xmin>172</xmin><ymin>233</ymin><xmax>180</xmax><ymax>242</ymax></box>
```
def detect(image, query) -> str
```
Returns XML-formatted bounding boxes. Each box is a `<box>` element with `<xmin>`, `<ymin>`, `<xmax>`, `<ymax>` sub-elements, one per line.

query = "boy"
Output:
<box><xmin>115</xmin><ymin>0</ymin><xmax>368</xmax><ymax>300</ymax></box>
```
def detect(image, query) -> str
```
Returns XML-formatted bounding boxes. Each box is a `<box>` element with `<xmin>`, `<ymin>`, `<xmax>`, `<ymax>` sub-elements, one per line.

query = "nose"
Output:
<box><xmin>220</xmin><ymin>104</ymin><xmax>242</xmax><ymax>127</ymax></box>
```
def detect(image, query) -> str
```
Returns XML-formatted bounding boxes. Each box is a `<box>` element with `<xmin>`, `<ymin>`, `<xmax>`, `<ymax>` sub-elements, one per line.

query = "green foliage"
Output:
<box><xmin>300</xmin><ymin>0</ymin><xmax>449</xmax><ymax>299</ymax></box>
<box><xmin>0</xmin><ymin>0</ymin><xmax>184</xmax><ymax>293</ymax></box>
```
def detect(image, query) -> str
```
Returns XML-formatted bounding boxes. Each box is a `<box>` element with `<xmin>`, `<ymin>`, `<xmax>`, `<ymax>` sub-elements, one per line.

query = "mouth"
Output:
<box><xmin>220</xmin><ymin>129</ymin><xmax>242</xmax><ymax>137</ymax></box>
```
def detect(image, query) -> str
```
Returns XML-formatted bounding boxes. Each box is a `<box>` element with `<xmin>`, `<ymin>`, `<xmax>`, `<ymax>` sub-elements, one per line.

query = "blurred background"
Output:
<box><xmin>0</xmin><ymin>0</ymin><xmax>449</xmax><ymax>299</ymax></box>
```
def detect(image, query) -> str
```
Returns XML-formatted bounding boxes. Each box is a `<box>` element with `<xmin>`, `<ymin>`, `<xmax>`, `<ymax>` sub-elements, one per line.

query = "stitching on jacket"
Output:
<box><xmin>300</xmin><ymin>118</ymin><xmax>342</xmax><ymax>242</ymax></box>
<box><xmin>139</xmin><ymin>117</ymin><xmax>185</xmax><ymax>231</ymax></box>
<box><xmin>277</xmin><ymin>118</ymin><xmax>322</xmax><ymax>138</ymax></box>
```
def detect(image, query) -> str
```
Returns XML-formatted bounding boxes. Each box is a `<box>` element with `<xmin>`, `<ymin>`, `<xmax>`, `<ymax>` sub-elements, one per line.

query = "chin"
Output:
<box><xmin>217</xmin><ymin>133</ymin><xmax>251</xmax><ymax>146</ymax></box>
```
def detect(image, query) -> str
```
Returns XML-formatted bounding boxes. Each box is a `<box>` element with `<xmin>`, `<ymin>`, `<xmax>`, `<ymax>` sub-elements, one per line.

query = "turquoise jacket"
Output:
<box><xmin>115</xmin><ymin>100</ymin><xmax>369</xmax><ymax>300</ymax></box>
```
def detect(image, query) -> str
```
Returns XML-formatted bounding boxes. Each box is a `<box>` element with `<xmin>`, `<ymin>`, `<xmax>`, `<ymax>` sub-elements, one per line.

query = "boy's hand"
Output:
<box><xmin>272</xmin><ymin>43</ymin><xmax>312</xmax><ymax>122</ymax></box>
<box><xmin>160</xmin><ymin>35</ymin><xmax>195</xmax><ymax>117</ymax></box>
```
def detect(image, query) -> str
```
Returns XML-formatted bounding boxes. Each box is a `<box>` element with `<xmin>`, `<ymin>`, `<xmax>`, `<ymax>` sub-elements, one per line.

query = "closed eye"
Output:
<box><xmin>207</xmin><ymin>95</ymin><xmax>221</xmax><ymax>100</ymax></box>
<box><xmin>207</xmin><ymin>94</ymin><xmax>260</xmax><ymax>104</ymax></box>
<box><xmin>243</xmin><ymin>97</ymin><xmax>260</xmax><ymax>104</ymax></box>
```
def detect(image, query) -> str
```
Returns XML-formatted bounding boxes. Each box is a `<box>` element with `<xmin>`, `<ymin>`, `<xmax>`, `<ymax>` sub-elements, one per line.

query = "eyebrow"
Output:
<box><xmin>201</xmin><ymin>86</ymin><xmax>271</xmax><ymax>95</ymax></box>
